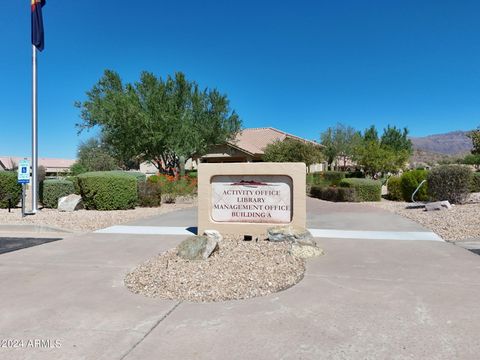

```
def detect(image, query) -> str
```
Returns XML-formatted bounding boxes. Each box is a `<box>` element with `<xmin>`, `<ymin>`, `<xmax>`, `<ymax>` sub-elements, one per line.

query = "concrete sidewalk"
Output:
<box><xmin>1</xmin><ymin>200</ymin><xmax>479</xmax><ymax>359</ymax></box>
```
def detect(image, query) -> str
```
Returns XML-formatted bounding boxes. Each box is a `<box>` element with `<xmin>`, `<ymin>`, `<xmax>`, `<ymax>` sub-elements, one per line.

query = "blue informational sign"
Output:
<box><xmin>17</xmin><ymin>159</ymin><xmax>30</xmax><ymax>184</ymax></box>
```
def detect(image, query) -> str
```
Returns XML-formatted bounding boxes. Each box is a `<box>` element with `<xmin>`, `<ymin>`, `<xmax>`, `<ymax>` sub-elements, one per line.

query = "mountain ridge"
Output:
<box><xmin>410</xmin><ymin>130</ymin><xmax>473</xmax><ymax>155</ymax></box>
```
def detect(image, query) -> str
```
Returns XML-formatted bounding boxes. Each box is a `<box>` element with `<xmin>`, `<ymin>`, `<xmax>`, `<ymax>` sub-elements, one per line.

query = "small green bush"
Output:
<box><xmin>0</xmin><ymin>172</ymin><xmax>22</xmax><ymax>208</ymax></box>
<box><xmin>323</xmin><ymin>171</ymin><xmax>346</xmax><ymax>185</ymax></box>
<box><xmin>138</xmin><ymin>181</ymin><xmax>162</xmax><ymax>207</ymax></box>
<box><xmin>78</xmin><ymin>171</ymin><xmax>137</xmax><ymax>210</ymax></box>
<box><xmin>400</xmin><ymin>170</ymin><xmax>429</xmax><ymax>202</ymax></box>
<box><xmin>386</xmin><ymin>176</ymin><xmax>402</xmax><ymax>201</ymax></box>
<box><xmin>41</xmin><ymin>179</ymin><xmax>75</xmax><ymax>208</ymax></box>
<box><xmin>339</xmin><ymin>178</ymin><xmax>382</xmax><ymax>202</ymax></box>
<box><xmin>428</xmin><ymin>165</ymin><xmax>472</xmax><ymax>204</ymax></box>
<box><xmin>471</xmin><ymin>172</ymin><xmax>480</xmax><ymax>193</ymax></box>
<box><xmin>310</xmin><ymin>185</ymin><xmax>357</xmax><ymax>202</ymax></box>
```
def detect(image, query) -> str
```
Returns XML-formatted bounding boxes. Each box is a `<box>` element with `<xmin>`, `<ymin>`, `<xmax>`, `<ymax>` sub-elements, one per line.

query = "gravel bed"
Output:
<box><xmin>125</xmin><ymin>236</ymin><xmax>306</xmax><ymax>302</ymax></box>
<box><xmin>365</xmin><ymin>195</ymin><xmax>480</xmax><ymax>242</ymax></box>
<box><xmin>0</xmin><ymin>202</ymin><xmax>195</xmax><ymax>232</ymax></box>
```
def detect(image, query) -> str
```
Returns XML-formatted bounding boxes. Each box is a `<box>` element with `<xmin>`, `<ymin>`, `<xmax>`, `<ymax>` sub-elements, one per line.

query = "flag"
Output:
<box><xmin>31</xmin><ymin>0</ymin><xmax>46</xmax><ymax>51</ymax></box>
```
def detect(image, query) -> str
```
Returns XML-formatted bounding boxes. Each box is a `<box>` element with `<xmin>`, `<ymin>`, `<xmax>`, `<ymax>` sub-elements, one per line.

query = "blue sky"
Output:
<box><xmin>1</xmin><ymin>0</ymin><xmax>480</xmax><ymax>159</ymax></box>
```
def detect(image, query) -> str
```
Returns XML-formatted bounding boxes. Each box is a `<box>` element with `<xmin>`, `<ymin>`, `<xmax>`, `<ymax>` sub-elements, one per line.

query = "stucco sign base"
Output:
<box><xmin>198</xmin><ymin>163</ymin><xmax>306</xmax><ymax>236</ymax></box>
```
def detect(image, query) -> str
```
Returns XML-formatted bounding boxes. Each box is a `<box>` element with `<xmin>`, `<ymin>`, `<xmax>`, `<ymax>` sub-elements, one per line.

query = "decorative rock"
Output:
<box><xmin>177</xmin><ymin>235</ymin><xmax>218</xmax><ymax>260</ymax></box>
<box><xmin>425</xmin><ymin>201</ymin><xmax>452</xmax><ymax>212</ymax></box>
<box><xmin>57</xmin><ymin>194</ymin><xmax>83</xmax><ymax>212</ymax></box>
<box><xmin>203</xmin><ymin>229</ymin><xmax>223</xmax><ymax>243</ymax></box>
<box><xmin>267</xmin><ymin>225</ymin><xmax>316</xmax><ymax>246</ymax></box>
<box><xmin>290</xmin><ymin>243</ymin><xmax>324</xmax><ymax>259</ymax></box>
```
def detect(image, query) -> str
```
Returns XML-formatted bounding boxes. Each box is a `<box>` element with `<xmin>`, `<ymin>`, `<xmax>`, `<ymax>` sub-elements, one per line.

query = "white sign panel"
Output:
<box><xmin>211</xmin><ymin>175</ymin><xmax>292</xmax><ymax>223</ymax></box>
<box><xmin>17</xmin><ymin>160</ymin><xmax>30</xmax><ymax>184</ymax></box>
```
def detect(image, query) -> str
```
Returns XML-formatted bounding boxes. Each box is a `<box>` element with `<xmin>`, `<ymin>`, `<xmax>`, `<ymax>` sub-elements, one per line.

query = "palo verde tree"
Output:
<box><xmin>263</xmin><ymin>138</ymin><xmax>324</xmax><ymax>167</ymax></box>
<box><xmin>76</xmin><ymin>70</ymin><xmax>241</xmax><ymax>172</ymax></box>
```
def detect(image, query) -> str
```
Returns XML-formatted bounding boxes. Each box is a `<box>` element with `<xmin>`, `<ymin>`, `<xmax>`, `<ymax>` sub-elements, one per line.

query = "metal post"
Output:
<box><xmin>31</xmin><ymin>45</ymin><xmax>38</xmax><ymax>213</ymax></box>
<box><xmin>22</xmin><ymin>184</ymin><xmax>26</xmax><ymax>218</ymax></box>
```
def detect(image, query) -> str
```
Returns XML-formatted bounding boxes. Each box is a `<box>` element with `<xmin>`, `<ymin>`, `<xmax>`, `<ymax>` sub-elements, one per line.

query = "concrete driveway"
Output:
<box><xmin>128</xmin><ymin>197</ymin><xmax>429</xmax><ymax>232</ymax></box>
<box><xmin>1</xmin><ymin>199</ymin><xmax>479</xmax><ymax>359</ymax></box>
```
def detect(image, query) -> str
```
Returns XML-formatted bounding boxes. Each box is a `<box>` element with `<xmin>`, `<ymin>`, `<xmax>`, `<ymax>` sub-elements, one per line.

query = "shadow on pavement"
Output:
<box><xmin>0</xmin><ymin>237</ymin><xmax>63</xmax><ymax>255</ymax></box>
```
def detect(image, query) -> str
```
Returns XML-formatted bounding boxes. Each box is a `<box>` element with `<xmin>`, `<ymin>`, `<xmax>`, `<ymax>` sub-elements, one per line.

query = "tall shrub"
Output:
<box><xmin>0</xmin><ymin>172</ymin><xmax>22</xmax><ymax>208</ymax></box>
<box><xmin>138</xmin><ymin>181</ymin><xmax>162</xmax><ymax>207</ymax></box>
<box><xmin>339</xmin><ymin>178</ymin><xmax>382</xmax><ymax>201</ymax></box>
<box><xmin>41</xmin><ymin>180</ymin><xmax>75</xmax><ymax>208</ymax></box>
<box><xmin>428</xmin><ymin>165</ymin><xmax>472</xmax><ymax>204</ymax></box>
<box><xmin>400</xmin><ymin>170</ymin><xmax>429</xmax><ymax>202</ymax></box>
<box><xmin>386</xmin><ymin>176</ymin><xmax>402</xmax><ymax>201</ymax></box>
<box><xmin>78</xmin><ymin>172</ymin><xmax>137</xmax><ymax>210</ymax></box>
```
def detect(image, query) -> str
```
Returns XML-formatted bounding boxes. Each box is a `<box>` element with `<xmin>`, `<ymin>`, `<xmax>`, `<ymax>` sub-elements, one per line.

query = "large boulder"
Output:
<box><xmin>203</xmin><ymin>229</ymin><xmax>223</xmax><ymax>243</ymax></box>
<box><xmin>425</xmin><ymin>200</ymin><xmax>452</xmax><ymax>211</ymax></box>
<box><xmin>177</xmin><ymin>235</ymin><xmax>218</xmax><ymax>260</ymax></box>
<box><xmin>267</xmin><ymin>225</ymin><xmax>316</xmax><ymax>246</ymax></box>
<box><xmin>57</xmin><ymin>194</ymin><xmax>83</xmax><ymax>212</ymax></box>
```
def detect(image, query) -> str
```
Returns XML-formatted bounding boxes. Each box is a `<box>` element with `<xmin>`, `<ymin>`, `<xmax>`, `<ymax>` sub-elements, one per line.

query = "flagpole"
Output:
<box><xmin>31</xmin><ymin>44</ymin><xmax>38</xmax><ymax>213</ymax></box>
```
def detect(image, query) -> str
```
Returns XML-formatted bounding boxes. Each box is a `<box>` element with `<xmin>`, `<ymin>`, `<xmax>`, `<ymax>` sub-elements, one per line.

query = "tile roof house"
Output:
<box><xmin>198</xmin><ymin>127</ymin><xmax>326</xmax><ymax>171</ymax></box>
<box><xmin>0</xmin><ymin>157</ymin><xmax>75</xmax><ymax>175</ymax></box>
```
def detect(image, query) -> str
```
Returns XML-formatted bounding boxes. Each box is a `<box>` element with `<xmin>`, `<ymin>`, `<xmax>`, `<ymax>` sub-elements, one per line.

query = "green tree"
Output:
<box><xmin>320</xmin><ymin>123</ymin><xmax>360</xmax><ymax>170</ymax></box>
<box><xmin>380</xmin><ymin>125</ymin><xmax>413</xmax><ymax>170</ymax></box>
<box><xmin>363</xmin><ymin>125</ymin><xmax>379</xmax><ymax>143</ymax></box>
<box><xmin>76</xmin><ymin>70</ymin><xmax>241</xmax><ymax>173</ymax></box>
<box><xmin>468</xmin><ymin>128</ymin><xmax>480</xmax><ymax>155</ymax></box>
<box><xmin>74</xmin><ymin>138</ymin><xmax>118</xmax><ymax>173</ymax></box>
<box><xmin>354</xmin><ymin>140</ymin><xmax>396</xmax><ymax>177</ymax></box>
<box><xmin>320</xmin><ymin>127</ymin><xmax>337</xmax><ymax>169</ymax></box>
<box><xmin>70</xmin><ymin>162</ymin><xmax>88</xmax><ymax>176</ymax></box>
<box><xmin>463</xmin><ymin>154</ymin><xmax>480</xmax><ymax>169</ymax></box>
<box><xmin>353</xmin><ymin>125</ymin><xmax>411</xmax><ymax>176</ymax></box>
<box><xmin>380</xmin><ymin>125</ymin><xmax>412</xmax><ymax>153</ymax></box>
<box><xmin>263</xmin><ymin>139</ymin><xmax>323</xmax><ymax>167</ymax></box>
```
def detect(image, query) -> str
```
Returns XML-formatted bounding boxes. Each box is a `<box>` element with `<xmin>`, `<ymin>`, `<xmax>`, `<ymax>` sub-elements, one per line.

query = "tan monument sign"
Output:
<box><xmin>198</xmin><ymin>163</ymin><xmax>306</xmax><ymax>235</ymax></box>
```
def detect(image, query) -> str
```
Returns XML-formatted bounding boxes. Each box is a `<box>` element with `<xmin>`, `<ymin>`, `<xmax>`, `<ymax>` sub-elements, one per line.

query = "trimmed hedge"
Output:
<box><xmin>310</xmin><ymin>185</ymin><xmax>357</xmax><ymax>202</ymax></box>
<box><xmin>65</xmin><ymin>176</ymin><xmax>81</xmax><ymax>194</ymax></box>
<box><xmin>428</xmin><ymin>165</ymin><xmax>472</xmax><ymax>204</ymax></box>
<box><xmin>386</xmin><ymin>176</ymin><xmax>402</xmax><ymax>201</ymax></box>
<box><xmin>138</xmin><ymin>181</ymin><xmax>162</xmax><ymax>207</ymax></box>
<box><xmin>110</xmin><ymin>171</ymin><xmax>146</xmax><ymax>183</ymax></box>
<box><xmin>400</xmin><ymin>170</ymin><xmax>429</xmax><ymax>202</ymax></box>
<box><xmin>339</xmin><ymin>178</ymin><xmax>382</xmax><ymax>202</ymax></box>
<box><xmin>41</xmin><ymin>179</ymin><xmax>75</xmax><ymax>208</ymax></box>
<box><xmin>0</xmin><ymin>172</ymin><xmax>22</xmax><ymax>208</ymax></box>
<box><xmin>307</xmin><ymin>171</ymin><xmax>346</xmax><ymax>187</ymax></box>
<box><xmin>323</xmin><ymin>171</ymin><xmax>346</xmax><ymax>185</ymax></box>
<box><xmin>471</xmin><ymin>172</ymin><xmax>480</xmax><ymax>193</ymax></box>
<box><xmin>77</xmin><ymin>171</ymin><xmax>138</xmax><ymax>210</ymax></box>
